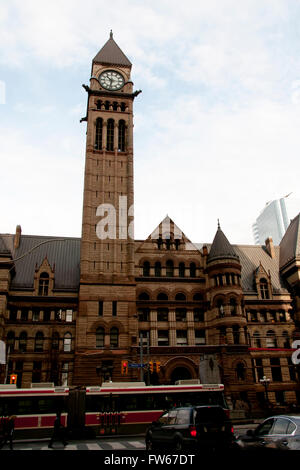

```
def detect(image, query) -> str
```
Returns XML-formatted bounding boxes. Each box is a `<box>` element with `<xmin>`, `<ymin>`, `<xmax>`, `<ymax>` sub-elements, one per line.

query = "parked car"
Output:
<box><xmin>145</xmin><ymin>405</ymin><xmax>237</xmax><ymax>451</ymax></box>
<box><xmin>236</xmin><ymin>415</ymin><xmax>300</xmax><ymax>451</ymax></box>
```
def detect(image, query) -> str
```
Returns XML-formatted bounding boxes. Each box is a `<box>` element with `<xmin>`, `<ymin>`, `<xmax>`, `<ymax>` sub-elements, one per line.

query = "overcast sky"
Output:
<box><xmin>0</xmin><ymin>0</ymin><xmax>299</xmax><ymax>246</ymax></box>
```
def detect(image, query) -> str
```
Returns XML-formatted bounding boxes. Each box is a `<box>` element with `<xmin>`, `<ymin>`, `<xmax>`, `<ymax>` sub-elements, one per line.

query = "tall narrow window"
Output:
<box><xmin>260</xmin><ymin>278</ymin><xmax>270</xmax><ymax>299</ymax></box>
<box><xmin>166</xmin><ymin>260</ymin><xmax>174</xmax><ymax>277</ymax></box>
<box><xmin>38</xmin><ymin>272</ymin><xmax>49</xmax><ymax>296</ymax></box>
<box><xmin>96</xmin><ymin>328</ymin><xmax>105</xmax><ymax>348</ymax></box>
<box><xmin>7</xmin><ymin>331</ymin><xmax>15</xmax><ymax>352</ymax></box>
<box><xmin>107</xmin><ymin>119</ymin><xmax>114</xmax><ymax>151</ymax></box>
<box><xmin>266</xmin><ymin>330</ymin><xmax>277</xmax><ymax>348</ymax></box>
<box><xmin>143</xmin><ymin>261</ymin><xmax>150</xmax><ymax>276</ymax></box>
<box><xmin>155</xmin><ymin>262</ymin><xmax>161</xmax><ymax>277</ymax></box>
<box><xmin>35</xmin><ymin>332</ymin><xmax>44</xmax><ymax>352</ymax></box>
<box><xmin>19</xmin><ymin>332</ymin><xmax>27</xmax><ymax>352</ymax></box>
<box><xmin>179</xmin><ymin>262</ymin><xmax>185</xmax><ymax>277</ymax></box>
<box><xmin>112</xmin><ymin>301</ymin><xmax>117</xmax><ymax>317</ymax></box>
<box><xmin>190</xmin><ymin>263</ymin><xmax>196</xmax><ymax>277</ymax></box>
<box><xmin>118</xmin><ymin>120</ymin><xmax>126</xmax><ymax>152</ymax></box>
<box><xmin>95</xmin><ymin>118</ymin><xmax>103</xmax><ymax>150</ymax></box>
<box><xmin>110</xmin><ymin>327</ymin><xmax>119</xmax><ymax>348</ymax></box>
<box><xmin>63</xmin><ymin>333</ymin><xmax>72</xmax><ymax>352</ymax></box>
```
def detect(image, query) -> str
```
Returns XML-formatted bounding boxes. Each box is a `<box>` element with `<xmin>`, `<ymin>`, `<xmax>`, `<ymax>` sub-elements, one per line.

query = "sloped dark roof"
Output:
<box><xmin>93</xmin><ymin>32</ymin><xmax>132</xmax><ymax>67</ymax></box>
<box><xmin>2</xmin><ymin>234</ymin><xmax>80</xmax><ymax>290</ymax></box>
<box><xmin>207</xmin><ymin>226</ymin><xmax>239</xmax><ymax>263</ymax></box>
<box><xmin>0</xmin><ymin>236</ymin><xmax>11</xmax><ymax>255</ymax></box>
<box><xmin>279</xmin><ymin>213</ymin><xmax>300</xmax><ymax>269</ymax></box>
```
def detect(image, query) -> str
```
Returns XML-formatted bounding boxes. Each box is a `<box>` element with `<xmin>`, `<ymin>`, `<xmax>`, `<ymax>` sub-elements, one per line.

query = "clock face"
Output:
<box><xmin>99</xmin><ymin>70</ymin><xmax>125</xmax><ymax>91</ymax></box>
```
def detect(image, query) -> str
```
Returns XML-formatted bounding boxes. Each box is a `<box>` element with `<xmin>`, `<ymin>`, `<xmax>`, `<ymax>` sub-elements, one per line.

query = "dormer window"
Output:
<box><xmin>38</xmin><ymin>272</ymin><xmax>49</xmax><ymax>296</ymax></box>
<box><xmin>260</xmin><ymin>278</ymin><xmax>270</xmax><ymax>299</ymax></box>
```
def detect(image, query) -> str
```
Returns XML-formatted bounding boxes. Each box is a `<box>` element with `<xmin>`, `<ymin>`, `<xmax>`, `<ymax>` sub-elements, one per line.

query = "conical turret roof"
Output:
<box><xmin>207</xmin><ymin>222</ymin><xmax>239</xmax><ymax>263</ymax></box>
<box><xmin>93</xmin><ymin>31</ymin><xmax>132</xmax><ymax>67</ymax></box>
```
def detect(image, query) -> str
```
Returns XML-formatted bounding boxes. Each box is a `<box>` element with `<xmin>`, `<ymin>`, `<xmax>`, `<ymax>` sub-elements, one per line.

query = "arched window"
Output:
<box><xmin>118</xmin><ymin>120</ymin><xmax>126</xmax><ymax>152</ymax></box>
<box><xmin>104</xmin><ymin>101</ymin><xmax>110</xmax><ymax>110</ymax></box>
<box><xmin>166</xmin><ymin>260</ymin><xmax>174</xmax><ymax>277</ymax></box>
<box><xmin>175</xmin><ymin>292</ymin><xmax>186</xmax><ymax>301</ymax></box>
<box><xmin>230</xmin><ymin>298</ymin><xmax>237</xmax><ymax>316</ymax></box>
<box><xmin>19</xmin><ymin>331</ymin><xmax>27</xmax><ymax>352</ymax></box>
<box><xmin>260</xmin><ymin>278</ymin><xmax>270</xmax><ymax>299</ymax></box>
<box><xmin>236</xmin><ymin>362</ymin><xmax>246</xmax><ymax>381</ymax></box>
<box><xmin>95</xmin><ymin>117</ymin><xmax>103</xmax><ymax>150</ymax></box>
<box><xmin>38</xmin><ymin>272</ymin><xmax>49</xmax><ymax>296</ymax></box>
<box><xmin>155</xmin><ymin>262</ymin><xmax>161</xmax><ymax>277</ymax></box>
<box><xmin>106</xmin><ymin>118</ymin><xmax>114</xmax><ymax>151</ymax></box>
<box><xmin>35</xmin><ymin>332</ymin><xmax>44</xmax><ymax>352</ymax></box>
<box><xmin>63</xmin><ymin>333</ymin><xmax>72</xmax><ymax>352</ymax></box>
<box><xmin>138</xmin><ymin>292</ymin><xmax>150</xmax><ymax>300</ymax></box>
<box><xmin>179</xmin><ymin>263</ymin><xmax>185</xmax><ymax>277</ymax></box>
<box><xmin>7</xmin><ymin>331</ymin><xmax>15</xmax><ymax>352</ymax></box>
<box><xmin>52</xmin><ymin>332</ymin><xmax>59</xmax><ymax>350</ymax></box>
<box><xmin>253</xmin><ymin>331</ymin><xmax>261</xmax><ymax>348</ymax></box>
<box><xmin>190</xmin><ymin>262</ymin><xmax>196</xmax><ymax>277</ymax></box>
<box><xmin>143</xmin><ymin>261</ymin><xmax>150</xmax><ymax>276</ymax></box>
<box><xmin>266</xmin><ymin>330</ymin><xmax>277</xmax><ymax>348</ymax></box>
<box><xmin>110</xmin><ymin>327</ymin><xmax>119</xmax><ymax>348</ymax></box>
<box><xmin>96</xmin><ymin>328</ymin><xmax>105</xmax><ymax>348</ymax></box>
<box><xmin>157</xmin><ymin>292</ymin><xmax>168</xmax><ymax>301</ymax></box>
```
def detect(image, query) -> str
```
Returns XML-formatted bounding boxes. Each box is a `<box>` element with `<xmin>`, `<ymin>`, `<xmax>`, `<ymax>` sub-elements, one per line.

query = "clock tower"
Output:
<box><xmin>73</xmin><ymin>33</ymin><xmax>141</xmax><ymax>385</ymax></box>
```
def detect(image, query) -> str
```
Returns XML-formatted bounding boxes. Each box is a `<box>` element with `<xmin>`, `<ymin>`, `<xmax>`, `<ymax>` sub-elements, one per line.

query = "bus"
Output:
<box><xmin>0</xmin><ymin>381</ymin><xmax>228</xmax><ymax>439</ymax></box>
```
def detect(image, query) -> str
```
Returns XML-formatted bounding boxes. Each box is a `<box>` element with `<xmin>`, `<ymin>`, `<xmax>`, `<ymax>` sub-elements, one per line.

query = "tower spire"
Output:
<box><xmin>110</xmin><ymin>30</ymin><xmax>113</xmax><ymax>39</ymax></box>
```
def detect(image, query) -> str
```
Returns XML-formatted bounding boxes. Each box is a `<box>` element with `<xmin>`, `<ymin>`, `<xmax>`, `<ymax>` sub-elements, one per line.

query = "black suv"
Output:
<box><xmin>145</xmin><ymin>405</ymin><xmax>236</xmax><ymax>451</ymax></box>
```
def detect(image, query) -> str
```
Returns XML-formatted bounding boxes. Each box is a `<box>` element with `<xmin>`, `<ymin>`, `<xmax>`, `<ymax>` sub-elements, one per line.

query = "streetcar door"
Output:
<box><xmin>67</xmin><ymin>389</ymin><xmax>86</xmax><ymax>433</ymax></box>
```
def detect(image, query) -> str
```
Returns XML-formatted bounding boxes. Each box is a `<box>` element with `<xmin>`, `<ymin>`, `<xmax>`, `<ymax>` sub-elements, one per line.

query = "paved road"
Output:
<box><xmin>0</xmin><ymin>424</ymin><xmax>258</xmax><ymax>451</ymax></box>
<box><xmin>1</xmin><ymin>436</ymin><xmax>146</xmax><ymax>451</ymax></box>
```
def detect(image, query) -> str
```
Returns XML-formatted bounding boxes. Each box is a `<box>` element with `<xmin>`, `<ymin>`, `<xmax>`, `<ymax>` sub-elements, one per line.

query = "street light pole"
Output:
<box><xmin>260</xmin><ymin>375</ymin><xmax>270</xmax><ymax>405</ymax></box>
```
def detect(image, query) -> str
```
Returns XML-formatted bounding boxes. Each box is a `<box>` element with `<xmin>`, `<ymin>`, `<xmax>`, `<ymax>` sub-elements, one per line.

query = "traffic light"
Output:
<box><xmin>121</xmin><ymin>360</ymin><xmax>128</xmax><ymax>375</ymax></box>
<box><xmin>156</xmin><ymin>361</ymin><xmax>161</xmax><ymax>373</ymax></box>
<box><xmin>149</xmin><ymin>361</ymin><xmax>154</xmax><ymax>373</ymax></box>
<box><xmin>10</xmin><ymin>374</ymin><xmax>17</xmax><ymax>385</ymax></box>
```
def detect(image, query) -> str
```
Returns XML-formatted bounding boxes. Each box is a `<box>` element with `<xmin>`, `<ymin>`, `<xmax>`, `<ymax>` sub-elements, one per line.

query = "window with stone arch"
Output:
<box><xmin>166</xmin><ymin>260</ymin><xmax>174</xmax><ymax>277</ymax></box>
<box><xmin>217</xmin><ymin>298</ymin><xmax>225</xmax><ymax>317</ymax></box>
<box><xmin>190</xmin><ymin>262</ymin><xmax>196</xmax><ymax>277</ymax></box>
<box><xmin>106</xmin><ymin>118</ymin><xmax>114</xmax><ymax>151</ymax></box>
<box><xmin>118</xmin><ymin>119</ymin><xmax>126</xmax><ymax>152</ymax></box>
<box><xmin>155</xmin><ymin>262</ymin><xmax>161</xmax><ymax>277</ymax></box>
<box><xmin>110</xmin><ymin>327</ymin><xmax>119</xmax><ymax>348</ymax></box>
<box><xmin>19</xmin><ymin>331</ymin><xmax>27</xmax><ymax>352</ymax></box>
<box><xmin>38</xmin><ymin>272</ymin><xmax>49</xmax><ymax>296</ymax></box>
<box><xmin>229</xmin><ymin>297</ymin><xmax>237</xmax><ymax>316</ymax></box>
<box><xmin>7</xmin><ymin>331</ymin><xmax>15</xmax><ymax>352</ymax></box>
<box><xmin>143</xmin><ymin>261</ymin><xmax>150</xmax><ymax>276</ymax></box>
<box><xmin>63</xmin><ymin>333</ymin><xmax>72</xmax><ymax>352</ymax></box>
<box><xmin>95</xmin><ymin>117</ymin><xmax>103</xmax><ymax>150</ymax></box>
<box><xmin>34</xmin><ymin>332</ymin><xmax>44</xmax><ymax>352</ymax></box>
<box><xmin>236</xmin><ymin>362</ymin><xmax>246</xmax><ymax>381</ymax></box>
<box><xmin>96</xmin><ymin>327</ymin><xmax>105</xmax><ymax>348</ymax></box>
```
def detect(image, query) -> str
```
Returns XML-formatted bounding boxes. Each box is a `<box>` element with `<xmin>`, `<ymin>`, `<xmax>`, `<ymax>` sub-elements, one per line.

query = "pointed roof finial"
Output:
<box><xmin>110</xmin><ymin>30</ymin><xmax>113</xmax><ymax>39</ymax></box>
<box><xmin>217</xmin><ymin>219</ymin><xmax>220</xmax><ymax>230</ymax></box>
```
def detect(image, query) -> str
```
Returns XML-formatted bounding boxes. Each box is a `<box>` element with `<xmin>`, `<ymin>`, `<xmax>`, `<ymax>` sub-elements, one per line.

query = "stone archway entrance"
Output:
<box><xmin>170</xmin><ymin>367</ymin><xmax>192</xmax><ymax>384</ymax></box>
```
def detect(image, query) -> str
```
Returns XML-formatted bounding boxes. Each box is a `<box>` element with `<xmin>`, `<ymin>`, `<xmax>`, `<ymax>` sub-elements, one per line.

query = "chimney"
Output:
<box><xmin>14</xmin><ymin>225</ymin><xmax>22</xmax><ymax>249</ymax></box>
<box><xmin>202</xmin><ymin>245</ymin><xmax>208</xmax><ymax>256</ymax></box>
<box><xmin>265</xmin><ymin>237</ymin><xmax>275</xmax><ymax>258</ymax></box>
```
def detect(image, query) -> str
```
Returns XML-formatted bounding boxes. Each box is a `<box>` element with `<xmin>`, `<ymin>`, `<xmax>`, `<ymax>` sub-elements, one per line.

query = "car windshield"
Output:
<box><xmin>195</xmin><ymin>407</ymin><xmax>226</xmax><ymax>423</ymax></box>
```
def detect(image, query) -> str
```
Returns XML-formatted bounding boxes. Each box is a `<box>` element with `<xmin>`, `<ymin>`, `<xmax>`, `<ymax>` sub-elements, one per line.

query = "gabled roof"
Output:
<box><xmin>93</xmin><ymin>31</ymin><xmax>132</xmax><ymax>67</ymax></box>
<box><xmin>136</xmin><ymin>215</ymin><xmax>200</xmax><ymax>253</ymax></box>
<box><xmin>207</xmin><ymin>223</ymin><xmax>239</xmax><ymax>263</ymax></box>
<box><xmin>279</xmin><ymin>213</ymin><xmax>300</xmax><ymax>269</ymax></box>
<box><xmin>0</xmin><ymin>234</ymin><xmax>80</xmax><ymax>290</ymax></box>
<box><xmin>0</xmin><ymin>236</ymin><xmax>11</xmax><ymax>255</ymax></box>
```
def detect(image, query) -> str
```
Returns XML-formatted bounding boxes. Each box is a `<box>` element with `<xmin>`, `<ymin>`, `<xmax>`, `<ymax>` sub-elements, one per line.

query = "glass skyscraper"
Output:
<box><xmin>253</xmin><ymin>198</ymin><xmax>289</xmax><ymax>245</ymax></box>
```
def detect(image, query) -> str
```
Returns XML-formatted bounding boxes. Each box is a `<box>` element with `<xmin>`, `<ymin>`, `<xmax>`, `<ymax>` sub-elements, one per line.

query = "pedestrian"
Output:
<box><xmin>48</xmin><ymin>411</ymin><xmax>68</xmax><ymax>449</ymax></box>
<box><xmin>0</xmin><ymin>415</ymin><xmax>16</xmax><ymax>450</ymax></box>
